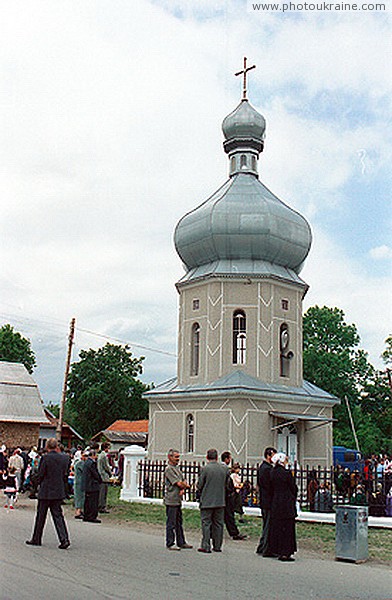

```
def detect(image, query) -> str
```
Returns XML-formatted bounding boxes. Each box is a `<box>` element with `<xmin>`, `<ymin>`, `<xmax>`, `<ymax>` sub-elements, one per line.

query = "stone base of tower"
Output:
<box><xmin>145</xmin><ymin>371</ymin><xmax>338</xmax><ymax>467</ymax></box>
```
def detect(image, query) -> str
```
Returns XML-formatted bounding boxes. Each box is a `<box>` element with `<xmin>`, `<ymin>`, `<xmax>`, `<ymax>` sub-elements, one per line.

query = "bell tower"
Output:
<box><xmin>174</xmin><ymin>58</ymin><xmax>312</xmax><ymax>389</ymax></box>
<box><xmin>146</xmin><ymin>59</ymin><xmax>338</xmax><ymax>466</ymax></box>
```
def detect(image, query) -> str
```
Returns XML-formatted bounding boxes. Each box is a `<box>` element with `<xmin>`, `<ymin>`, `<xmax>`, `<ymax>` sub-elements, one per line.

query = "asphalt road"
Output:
<box><xmin>0</xmin><ymin>501</ymin><xmax>391</xmax><ymax>600</ymax></box>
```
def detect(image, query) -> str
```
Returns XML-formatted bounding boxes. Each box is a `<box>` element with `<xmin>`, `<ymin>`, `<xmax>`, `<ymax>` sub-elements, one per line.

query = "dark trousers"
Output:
<box><xmin>31</xmin><ymin>499</ymin><xmax>69</xmax><ymax>544</ymax></box>
<box><xmin>224</xmin><ymin>495</ymin><xmax>240</xmax><ymax>537</ymax></box>
<box><xmin>165</xmin><ymin>505</ymin><xmax>186</xmax><ymax>548</ymax></box>
<box><xmin>98</xmin><ymin>482</ymin><xmax>109</xmax><ymax>511</ymax></box>
<box><xmin>84</xmin><ymin>490</ymin><xmax>99</xmax><ymax>521</ymax></box>
<box><xmin>200</xmin><ymin>507</ymin><xmax>224</xmax><ymax>552</ymax></box>
<box><xmin>256</xmin><ymin>508</ymin><xmax>271</xmax><ymax>555</ymax></box>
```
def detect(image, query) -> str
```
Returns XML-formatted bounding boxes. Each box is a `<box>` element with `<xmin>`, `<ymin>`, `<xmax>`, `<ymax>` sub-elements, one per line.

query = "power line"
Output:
<box><xmin>0</xmin><ymin>311</ymin><xmax>177</xmax><ymax>358</ymax></box>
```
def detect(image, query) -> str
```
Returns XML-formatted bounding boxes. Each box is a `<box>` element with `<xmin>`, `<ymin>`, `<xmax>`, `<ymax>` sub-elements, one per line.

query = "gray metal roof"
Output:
<box><xmin>174</xmin><ymin>173</ymin><xmax>312</xmax><ymax>276</ymax></box>
<box><xmin>222</xmin><ymin>99</ymin><xmax>266</xmax><ymax>141</ymax></box>
<box><xmin>0</xmin><ymin>361</ymin><xmax>49</xmax><ymax>424</ymax></box>
<box><xmin>176</xmin><ymin>258</ymin><xmax>308</xmax><ymax>288</ymax></box>
<box><xmin>94</xmin><ymin>430</ymin><xmax>147</xmax><ymax>444</ymax></box>
<box><xmin>144</xmin><ymin>370</ymin><xmax>339</xmax><ymax>407</ymax></box>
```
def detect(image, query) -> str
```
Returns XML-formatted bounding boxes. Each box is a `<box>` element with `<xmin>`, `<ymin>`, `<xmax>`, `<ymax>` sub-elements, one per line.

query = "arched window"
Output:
<box><xmin>186</xmin><ymin>414</ymin><xmax>194</xmax><ymax>453</ymax></box>
<box><xmin>191</xmin><ymin>323</ymin><xmax>200</xmax><ymax>376</ymax></box>
<box><xmin>240</xmin><ymin>154</ymin><xmax>247</xmax><ymax>169</ymax></box>
<box><xmin>251</xmin><ymin>155</ymin><xmax>257</xmax><ymax>171</ymax></box>
<box><xmin>233</xmin><ymin>310</ymin><xmax>246</xmax><ymax>364</ymax></box>
<box><xmin>230</xmin><ymin>156</ymin><xmax>236</xmax><ymax>172</ymax></box>
<box><xmin>280</xmin><ymin>323</ymin><xmax>290</xmax><ymax>377</ymax></box>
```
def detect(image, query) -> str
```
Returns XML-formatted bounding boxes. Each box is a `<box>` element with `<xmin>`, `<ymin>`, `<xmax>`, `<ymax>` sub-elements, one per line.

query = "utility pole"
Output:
<box><xmin>56</xmin><ymin>318</ymin><xmax>76</xmax><ymax>443</ymax></box>
<box><xmin>344</xmin><ymin>395</ymin><xmax>360</xmax><ymax>453</ymax></box>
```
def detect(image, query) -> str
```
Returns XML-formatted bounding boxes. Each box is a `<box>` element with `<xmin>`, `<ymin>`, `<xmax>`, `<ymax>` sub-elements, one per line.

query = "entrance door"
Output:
<box><xmin>277</xmin><ymin>424</ymin><xmax>297</xmax><ymax>464</ymax></box>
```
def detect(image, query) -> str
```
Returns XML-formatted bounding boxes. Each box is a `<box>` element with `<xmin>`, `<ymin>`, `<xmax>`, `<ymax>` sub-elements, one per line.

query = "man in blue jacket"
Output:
<box><xmin>26</xmin><ymin>438</ymin><xmax>70</xmax><ymax>549</ymax></box>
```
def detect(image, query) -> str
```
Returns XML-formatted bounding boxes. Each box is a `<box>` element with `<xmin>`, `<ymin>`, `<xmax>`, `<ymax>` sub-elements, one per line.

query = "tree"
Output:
<box><xmin>45</xmin><ymin>402</ymin><xmax>60</xmax><ymax>418</ymax></box>
<box><xmin>303</xmin><ymin>306</ymin><xmax>374</xmax><ymax>450</ymax></box>
<box><xmin>65</xmin><ymin>343</ymin><xmax>150</xmax><ymax>440</ymax></box>
<box><xmin>0</xmin><ymin>324</ymin><xmax>36</xmax><ymax>373</ymax></box>
<box><xmin>358</xmin><ymin>335</ymin><xmax>392</xmax><ymax>453</ymax></box>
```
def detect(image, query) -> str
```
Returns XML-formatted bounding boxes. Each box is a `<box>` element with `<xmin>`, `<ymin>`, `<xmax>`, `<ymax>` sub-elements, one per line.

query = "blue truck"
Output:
<box><xmin>333</xmin><ymin>446</ymin><xmax>363</xmax><ymax>471</ymax></box>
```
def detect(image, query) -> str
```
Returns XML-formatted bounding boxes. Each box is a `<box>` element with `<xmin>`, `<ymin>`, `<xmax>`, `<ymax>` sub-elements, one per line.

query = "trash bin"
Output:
<box><xmin>335</xmin><ymin>505</ymin><xmax>368</xmax><ymax>563</ymax></box>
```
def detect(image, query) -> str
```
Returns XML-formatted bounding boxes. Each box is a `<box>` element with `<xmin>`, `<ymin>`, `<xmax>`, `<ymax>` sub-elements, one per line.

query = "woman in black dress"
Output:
<box><xmin>269</xmin><ymin>452</ymin><xmax>298</xmax><ymax>561</ymax></box>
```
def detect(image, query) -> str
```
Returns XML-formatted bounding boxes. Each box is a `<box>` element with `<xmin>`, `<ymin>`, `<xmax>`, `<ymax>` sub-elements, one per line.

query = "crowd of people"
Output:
<box><xmin>331</xmin><ymin>454</ymin><xmax>392</xmax><ymax>517</ymax></box>
<box><xmin>164</xmin><ymin>446</ymin><xmax>298</xmax><ymax>561</ymax></box>
<box><xmin>0</xmin><ymin>438</ymin><xmax>118</xmax><ymax>548</ymax></box>
<box><xmin>1</xmin><ymin>438</ymin><xmax>391</xmax><ymax>554</ymax></box>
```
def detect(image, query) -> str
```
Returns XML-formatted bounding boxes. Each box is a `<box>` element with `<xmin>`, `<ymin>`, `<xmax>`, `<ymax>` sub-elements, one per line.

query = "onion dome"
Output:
<box><xmin>174</xmin><ymin>97</ymin><xmax>312</xmax><ymax>283</ymax></box>
<box><xmin>222</xmin><ymin>99</ymin><xmax>266</xmax><ymax>147</ymax></box>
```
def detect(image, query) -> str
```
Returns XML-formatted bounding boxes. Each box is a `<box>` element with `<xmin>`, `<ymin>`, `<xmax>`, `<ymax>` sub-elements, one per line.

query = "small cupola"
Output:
<box><xmin>221</xmin><ymin>57</ymin><xmax>266</xmax><ymax>177</ymax></box>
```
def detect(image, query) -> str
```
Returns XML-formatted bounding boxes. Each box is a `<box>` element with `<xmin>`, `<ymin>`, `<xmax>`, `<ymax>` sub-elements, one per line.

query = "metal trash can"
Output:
<box><xmin>335</xmin><ymin>505</ymin><xmax>368</xmax><ymax>563</ymax></box>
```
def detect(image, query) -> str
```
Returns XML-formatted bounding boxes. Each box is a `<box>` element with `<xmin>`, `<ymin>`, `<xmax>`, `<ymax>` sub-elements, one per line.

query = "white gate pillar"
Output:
<box><xmin>120</xmin><ymin>445</ymin><xmax>147</xmax><ymax>501</ymax></box>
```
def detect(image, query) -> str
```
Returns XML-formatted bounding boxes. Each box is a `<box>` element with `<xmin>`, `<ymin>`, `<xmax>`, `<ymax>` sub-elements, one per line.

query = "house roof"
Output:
<box><xmin>106</xmin><ymin>419</ymin><xmax>149</xmax><ymax>433</ymax></box>
<box><xmin>91</xmin><ymin>420</ymin><xmax>149</xmax><ymax>444</ymax></box>
<box><xmin>0</xmin><ymin>361</ymin><xmax>49</xmax><ymax>424</ymax></box>
<box><xmin>144</xmin><ymin>370</ymin><xmax>340</xmax><ymax>406</ymax></box>
<box><xmin>40</xmin><ymin>408</ymin><xmax>83</xmax><ymax>440</ymax></box>
<box><xmin>98</xmin><ymin>431</ymin><xmax>147</xmax><ymax>444</ymax></box>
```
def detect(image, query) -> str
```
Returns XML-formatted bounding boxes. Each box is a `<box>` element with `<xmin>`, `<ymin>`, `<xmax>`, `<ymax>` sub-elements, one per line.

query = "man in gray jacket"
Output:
<box><xmin>97</xmin><ymin>442</ymin><xmax>112</xmax><ymax>513</ymax></box>
<box><xmin>197</xmin><ymin>448</ymin><xmax>227</xmax><ymax>553</ymax></box>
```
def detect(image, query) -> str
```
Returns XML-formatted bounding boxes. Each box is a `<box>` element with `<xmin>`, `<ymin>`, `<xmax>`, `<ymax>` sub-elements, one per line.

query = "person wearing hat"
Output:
<box><xmin>269</xmin><ymin>452</ymin><xmax>298</xmax><ymax>562</ymax></box>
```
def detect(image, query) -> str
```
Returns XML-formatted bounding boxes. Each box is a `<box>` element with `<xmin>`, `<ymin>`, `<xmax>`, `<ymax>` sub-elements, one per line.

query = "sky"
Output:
<box><xmin>0</xmin><ymin>0</ymin><xmax>391</xmax><ymax>405</ymax></box>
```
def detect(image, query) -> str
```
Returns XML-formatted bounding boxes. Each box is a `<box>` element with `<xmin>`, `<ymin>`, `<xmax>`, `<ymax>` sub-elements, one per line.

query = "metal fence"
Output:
<box><xmin>138</xmin><ymin>459</ymin><xmax>391</xmax><ymax>513</ymax></box>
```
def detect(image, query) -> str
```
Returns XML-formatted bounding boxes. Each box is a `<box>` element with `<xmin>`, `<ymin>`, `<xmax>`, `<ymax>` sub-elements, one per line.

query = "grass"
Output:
<box><xmin>105</xmin><ymin>487</ymin><xmax>392</xmax><ymax>566</ymax></box>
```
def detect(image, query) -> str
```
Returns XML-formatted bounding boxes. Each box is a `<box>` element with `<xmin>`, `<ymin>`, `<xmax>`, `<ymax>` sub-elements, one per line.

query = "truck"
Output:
<box><xmin>333</xmin><ymin>446</ymin><xmax>363</xmax><ymax>472</ymax></box>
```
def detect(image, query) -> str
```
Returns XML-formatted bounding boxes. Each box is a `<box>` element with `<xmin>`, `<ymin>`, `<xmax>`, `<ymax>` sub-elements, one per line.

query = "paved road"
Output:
<box><xmin>1</xmin><ymin>501</ymin><xmax>391</xmax><ymax>600</ymax></box>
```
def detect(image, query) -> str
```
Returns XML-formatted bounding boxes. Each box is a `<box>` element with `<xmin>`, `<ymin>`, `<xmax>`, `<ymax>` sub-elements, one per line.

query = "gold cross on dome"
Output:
<box><xmin>235</xmin><ymin>57</ymin><xmax>256</xmax><ymax>100</ymax></box>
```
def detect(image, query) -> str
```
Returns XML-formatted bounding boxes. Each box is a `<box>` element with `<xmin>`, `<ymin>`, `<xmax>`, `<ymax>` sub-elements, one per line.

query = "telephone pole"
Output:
<box><xmin>56</xmin><ymin>318</ymin><xmax>76</xmax><ymax>443</ymax></box>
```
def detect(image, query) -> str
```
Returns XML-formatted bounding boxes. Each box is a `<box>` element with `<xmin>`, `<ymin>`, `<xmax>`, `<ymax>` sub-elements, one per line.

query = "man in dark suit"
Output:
<box><xmin>82</xmin><ymin>445</ymin><xmax>102</xmax><ymax>523</ymax></box>
<box><xmin>221</xmin><ymin>451</ymin><xmax>246</xmax><ymax>541</ymax></box>
<box><xmin>26</xmin><ymin>438</ymin><xmax>70</xmax><ymax>549</ymax></box>
<box><xmin>256</xmin><ymin>446</ymin><xmax>276</xmax><ymax>557</ymax></box>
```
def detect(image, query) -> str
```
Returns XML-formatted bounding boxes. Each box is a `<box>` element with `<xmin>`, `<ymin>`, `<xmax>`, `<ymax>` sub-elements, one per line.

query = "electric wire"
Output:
<box><xmin>0</xmin><ymin>311</ymin><xmax>177</xmax><ymax>358</ymax></box>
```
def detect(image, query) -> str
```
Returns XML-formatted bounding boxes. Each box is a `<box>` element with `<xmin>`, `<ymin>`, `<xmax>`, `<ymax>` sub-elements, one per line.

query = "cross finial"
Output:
<box><xmin>235</xmin><ymin>57</ymin><xmax>256</xmax><ymax>101</ymax></box>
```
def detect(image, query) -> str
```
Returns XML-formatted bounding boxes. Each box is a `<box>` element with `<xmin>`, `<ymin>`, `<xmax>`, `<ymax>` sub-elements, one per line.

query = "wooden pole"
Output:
<box><xmin>344</xmin><ymin>395</ymin><xmax>360</xmax><ymax>453</ymax></box>
<box><xmin>56</xmin><ymin>318</ymin><xmax>76</xmax><ymax>443</ymax></box>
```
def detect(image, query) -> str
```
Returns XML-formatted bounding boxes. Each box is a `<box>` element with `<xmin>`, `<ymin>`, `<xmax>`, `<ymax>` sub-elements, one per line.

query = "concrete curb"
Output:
<box><xmin>124</xmin><ymin>497</ymin><xmax>392</xmax><ymax>529</ymax></box>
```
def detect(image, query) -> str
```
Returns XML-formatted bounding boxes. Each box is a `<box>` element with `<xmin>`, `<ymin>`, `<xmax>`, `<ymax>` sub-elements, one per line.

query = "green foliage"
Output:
<box><xmin>45</xmin><ymin>402</ymin><xmax>60</xmax><ymax>418</ymax></box>
<box><xmin>0</xmin><ymin>324</ymin><xmax>36</xmax><ymax>373</ymax></box>
<box><xmin>66</xmin><ymin>343</ymin><xmax>150</xmax><ymax>439</ymax></box>
<box><xmin>381</xmin><ymin>334</ymin><xmax>392</xmax><ymax>367</ymax></box>
<box><xmin>303</xmin><ymin>307</ymin><xmax>391</xmax><ymax>454</ymax></box>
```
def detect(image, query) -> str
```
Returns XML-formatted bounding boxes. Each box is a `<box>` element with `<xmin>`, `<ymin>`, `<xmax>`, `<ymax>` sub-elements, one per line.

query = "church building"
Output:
<box><xmin>145</xmin><ymin>60</ymin><xmax>339</xmax><ymax>466</ymax></box>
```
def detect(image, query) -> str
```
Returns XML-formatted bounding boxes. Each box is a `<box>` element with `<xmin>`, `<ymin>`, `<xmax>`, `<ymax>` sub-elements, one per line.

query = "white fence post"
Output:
<box><xmin>120</xmin><ymin>445</ymin><xmax>147</xmax><ymax>501</ymax></box>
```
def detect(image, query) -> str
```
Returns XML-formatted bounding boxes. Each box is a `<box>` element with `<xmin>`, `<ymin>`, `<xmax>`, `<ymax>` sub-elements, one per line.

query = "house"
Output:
<box><xmin>39</xmin><ymin>407</ymin><xmax>84</xmax><ymax>450</ymax></box>
<box><xmin>0</xmin><ymin>360</ymin><xmax>49</xmax><ymax>448</ymax></box>
<box><xmin>91</xmin><ymin>419</ymin><xmax>148</xmax><ymax>453</ymax></box>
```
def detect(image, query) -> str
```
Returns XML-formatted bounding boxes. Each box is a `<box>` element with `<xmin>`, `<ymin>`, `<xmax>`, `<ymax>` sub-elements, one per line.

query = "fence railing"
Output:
<box><xmin>138</xmin><ymin>460</ymin><xmax>392</xmax><ymax>514</ymax></box>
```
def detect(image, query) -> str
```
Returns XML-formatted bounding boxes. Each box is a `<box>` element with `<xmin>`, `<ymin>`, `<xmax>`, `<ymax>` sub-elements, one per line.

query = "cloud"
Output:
<box><xmin>0</xmin><ymin>0</ymin><xmax>390</xmax><ymax>401</ymax></box>
<box><xmin>369</xmin><ymin>245</ymin><xmax>392</xmax><ymax>260</ymax></box>
<box><xmin>303</xmin><ymin>228</ymin><xmax>392</xmax><ymax>368</ymax></box>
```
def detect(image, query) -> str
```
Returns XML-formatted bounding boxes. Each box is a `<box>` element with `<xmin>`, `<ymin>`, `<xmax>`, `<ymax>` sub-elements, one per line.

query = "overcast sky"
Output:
<box><xmin>0</xmin><ymin>0</ymin><xmax>391</xmax><ymax>405</ymax></box>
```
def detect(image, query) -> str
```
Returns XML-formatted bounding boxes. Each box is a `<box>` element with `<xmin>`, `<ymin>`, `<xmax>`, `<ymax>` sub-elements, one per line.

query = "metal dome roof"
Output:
<box><xmin>222</xmin><ymin>99</ymin><xmax>266</xmax><ymax>142</ymax></box>
<box><xmin>174</xmin><ymin>173</ymin><xmax>312</xmax><ymax>275</ymax></box>
<box><xmin>174</xmin><ymin>96</ymin><xmax>312</xmax><ymax>279</ymax></box>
